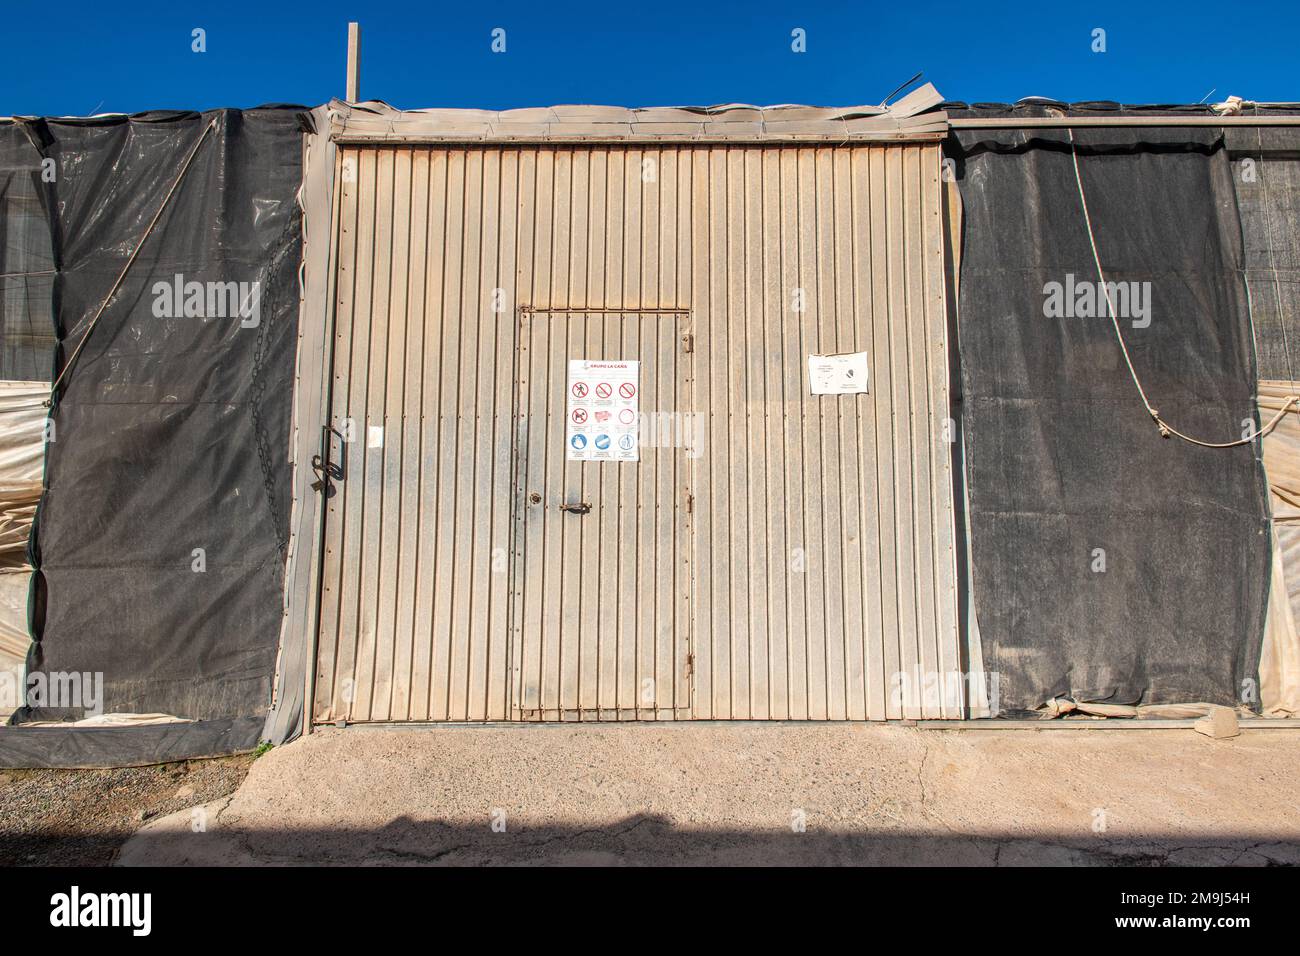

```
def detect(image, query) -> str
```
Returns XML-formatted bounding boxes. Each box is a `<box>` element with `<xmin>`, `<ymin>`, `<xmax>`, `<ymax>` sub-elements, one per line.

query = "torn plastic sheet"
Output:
<box><xmin>0</xmin><ymin>381</ymin><xmax>45</xmax><ymax>559</ymax></box>
<box><xmin>328</xmin><ymin>84</ymin><xmax>948</xmax><ymax>143</ymax></box>
<box><xmin>1038</xmin><ymin>698</ymin><xmax>1240</xmax><ymax>719</ymax></box>
<box><xmin>21</xmin><ymin>712</ymin><xmax>189</xmax><ymax>728</ymax></box>
<box><xmin>0</xmin><ymin>569</ymin><xmax>30</xmax><ymax>722</ymax></box>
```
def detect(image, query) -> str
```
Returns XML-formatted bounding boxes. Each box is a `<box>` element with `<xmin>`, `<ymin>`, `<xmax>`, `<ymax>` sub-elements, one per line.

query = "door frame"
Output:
<box><xmin>508</xmin><ymin>306</ymin><xmax>695</xmax><ymax>721</ymax></box>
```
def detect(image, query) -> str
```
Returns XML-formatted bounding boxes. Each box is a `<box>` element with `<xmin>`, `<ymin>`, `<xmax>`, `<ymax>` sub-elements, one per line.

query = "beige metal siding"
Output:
<box><xmin>316</xmin><ymin>147</ymin><xmax>519</xmax><ymax>722</ymax></box>
<box><xmin>685</xmin><ymin>145</ymin><xmax>960</xmax><ymax>719</ymax></box>
<box><xmin>514</xmin><ymin>310</ymin><xmax>691</xmax><ymax>719</ymax></box>
<box><xmin>314</xmin><ymin>143</ymin><xmax>960</xmax><ymax>724</ymax></box>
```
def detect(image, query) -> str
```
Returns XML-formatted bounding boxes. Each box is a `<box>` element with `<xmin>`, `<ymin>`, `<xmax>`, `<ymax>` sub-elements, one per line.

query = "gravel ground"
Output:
<box><xmin>0</xmin><ymin>754</ymin><xmax>255</xmax><ymax>866</ymax></box>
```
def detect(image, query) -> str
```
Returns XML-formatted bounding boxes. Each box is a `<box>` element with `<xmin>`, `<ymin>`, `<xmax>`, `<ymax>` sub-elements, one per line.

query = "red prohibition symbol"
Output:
<box><xmin>571</xmin><ymin>408</ymin><xmax>588</xmax><ymax>424</ymax></box>
<box><xmin>595</xmin><ymin>382</ymin><xmax>613</xmax><ymax>399</ymax></box>
<box><xmin>571</xmin><ymin>382</ymin><xmax>589</xmax><ymax>398</ymax></box>
<box><xmin>618</xmin><ymin>382</ymin><xmax>637</xmax><ymax>399</ymax></box>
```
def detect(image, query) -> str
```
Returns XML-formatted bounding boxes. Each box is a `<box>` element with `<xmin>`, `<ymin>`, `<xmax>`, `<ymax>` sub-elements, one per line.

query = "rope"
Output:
<box><xmin>1067</xmin><ymin>127</ymin><xmax>1298</xmax><ymax>448</ymax></box>
<box><xmin>45</xmin><ymin>116</ymin><xmax>218</xmax><ymax>406</ymax></box>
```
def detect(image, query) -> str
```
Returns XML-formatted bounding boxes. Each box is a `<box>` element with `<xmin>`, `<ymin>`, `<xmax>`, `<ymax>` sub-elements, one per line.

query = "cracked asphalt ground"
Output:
<box><xmin>0</xmin><ymin>755</ymin><xmax>255</xmax><ymax>866</ymax></box>
<box><xmin>115</xmin><ymin>724</ymin><xmax>1300</xmax><ymax>866</ymax></box>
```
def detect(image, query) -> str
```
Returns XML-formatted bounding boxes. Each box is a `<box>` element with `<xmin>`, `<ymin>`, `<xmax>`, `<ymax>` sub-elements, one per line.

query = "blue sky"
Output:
<box><xmin>4</xmin><ymin>1</ymin><xmax>1297</xmax><ymax>115</ymax></box>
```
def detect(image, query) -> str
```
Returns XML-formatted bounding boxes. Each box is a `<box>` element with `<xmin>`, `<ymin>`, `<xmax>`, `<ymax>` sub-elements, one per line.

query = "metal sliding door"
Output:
<box><xmin>311</xmin><ymin>141</ymin><xmax>961</xmax><ymax>725</ymax></box>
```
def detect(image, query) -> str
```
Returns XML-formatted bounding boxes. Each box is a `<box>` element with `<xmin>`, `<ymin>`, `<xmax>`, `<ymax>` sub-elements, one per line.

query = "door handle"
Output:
<box><xmin>310</xmin><ymin>424</ymin><xmax>346</xmax><ymax>497</ymax></box>
<box><xmin>559</xmin><ymin>501</ymin><xmax>592</xmax><ymax>515</ymax></box>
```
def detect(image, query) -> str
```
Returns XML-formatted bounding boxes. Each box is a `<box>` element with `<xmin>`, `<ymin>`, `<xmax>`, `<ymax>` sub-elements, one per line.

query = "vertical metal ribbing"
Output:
<box><xmin>312</xmin><ymin>143</ymin><xmax>959</xmax><ymax>724</ymax></box>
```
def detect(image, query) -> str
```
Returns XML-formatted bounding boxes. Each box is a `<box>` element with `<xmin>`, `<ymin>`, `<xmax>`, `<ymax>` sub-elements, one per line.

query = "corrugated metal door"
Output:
<box><xmin>313</xmin><ymin>143</ymin><xmax>961</xmax><ymax>725</ymax></box>
<box><xmin>313</xmin><ymin>146</ymin><xmax>518</xmax><ymax>724</ymax></box>
<box><xmin>513</xmin><ymin>310</ymin><xmax>692</xmax><ymax>719</ymax></box>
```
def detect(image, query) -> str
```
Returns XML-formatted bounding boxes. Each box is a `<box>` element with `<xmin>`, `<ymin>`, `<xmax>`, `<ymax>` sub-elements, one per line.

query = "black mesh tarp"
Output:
<box><xmin>949</xmin><ymin>127</ymin><xmax>1270</xmax><ymax>713</ymax></box>
<box><xmin>1225</xmin><ymin>123</ymin><xmax>1300</xmax><ymax>382</ymax></box>
<box><xmin>1</xmin><ymin>108</ymin><xmax>302</xmax><ymax>762</ymax></box>
<box><xmin>0</xmin><ymin>127</ymin><xmax>56</xmax><ymax>382</ymax></box>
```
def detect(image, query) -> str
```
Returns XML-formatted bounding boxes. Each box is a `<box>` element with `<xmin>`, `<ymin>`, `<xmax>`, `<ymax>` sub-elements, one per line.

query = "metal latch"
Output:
<box><xmin>310</xmin><ymin>424</ymin><xmax>345</xmax><ymax>497</ymax></box>
<box><xmin>559</xmin><ymin>501</ymin><xmax>592</xmax><ymax>515</ymax></box>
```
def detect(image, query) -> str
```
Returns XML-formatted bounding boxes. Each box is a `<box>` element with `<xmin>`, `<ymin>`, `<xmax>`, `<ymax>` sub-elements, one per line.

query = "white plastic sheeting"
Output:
<box><xmin>0</xmin><ymin>380</ymin><xmax>44</xmax><ymax>559</ymax></box>
<box><xmin>1258</xmin><ymin>380</ymin><xmax>1300</xmax><ymax>715</ymax></box>
<box><xmin>0</xmin><ymin>380</ymin><xmax>44</xmax><ymax>721</ymax></box>
<box><xmin>0</xmin><ymin>569</ymin><xmax>30</xmax><ymax>721</ymax></box>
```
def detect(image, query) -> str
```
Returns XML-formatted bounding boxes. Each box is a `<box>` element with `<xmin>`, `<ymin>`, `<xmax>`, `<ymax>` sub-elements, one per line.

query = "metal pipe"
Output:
<box><xmin>520</xmin><ymin>307</ymin><xmax>688</xmax><ymax>315</ymax></box>
<box><xmin>302</xmin><ymin>147</ymin><xmax>347</xmax><ymax>737</ymax></box>
<box><xmin>950</xmin><ymin>115</ymin><xmax>1300</xmax><ymax>129</ymax></box>
<box><xmin>330</xmin><ymin>133</ymin><xmax>946</xmax><ymax>146</ymax></box>
<box><xmin>916</xmin><ymin>718</ymin><xmax>1300</xmax><ymax>729</ymax></box>
<box><xmin>319</xmin><ymin>717</ymin><xmax>1300</xmax><ymax>730</ymax></box>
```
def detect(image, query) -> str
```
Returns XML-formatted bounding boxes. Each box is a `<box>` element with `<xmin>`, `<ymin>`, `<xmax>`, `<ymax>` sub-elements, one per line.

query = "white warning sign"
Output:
<box><xmin>567</xmin><ymin>359</ymin><xmax>639</xmax><ymax>461</ymax></box>
<box><xmin>808</xmin><ymin>351</ymin><xmax>870</xmax><ymax>395</ymax></box>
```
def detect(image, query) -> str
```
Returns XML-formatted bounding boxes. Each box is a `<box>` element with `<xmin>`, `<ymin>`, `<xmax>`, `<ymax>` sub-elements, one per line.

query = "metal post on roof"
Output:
<box><xmin>346</xmin><ymin>22</ymin><xmax>361</xmax><ymax>103</ymax></box>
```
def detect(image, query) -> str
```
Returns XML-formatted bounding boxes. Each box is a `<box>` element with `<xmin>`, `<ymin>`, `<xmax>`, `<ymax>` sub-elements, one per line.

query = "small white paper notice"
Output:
<box><xmin>808</xmin><ymin>352</ymin><xmax>870</xmax><ymax>395</ymax></box>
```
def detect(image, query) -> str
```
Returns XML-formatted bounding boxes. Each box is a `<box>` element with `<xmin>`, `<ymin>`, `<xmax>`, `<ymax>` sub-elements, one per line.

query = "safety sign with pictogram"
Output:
<box><xmin>566</xmin><ymin>359</ymin><xmax>639</xmax><ymax>462</ymax></box>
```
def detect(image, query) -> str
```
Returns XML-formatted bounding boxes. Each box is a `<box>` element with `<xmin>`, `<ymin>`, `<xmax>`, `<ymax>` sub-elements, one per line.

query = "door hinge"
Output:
<box><xmin>685</xmin><ymin>653</ymin><xmax>695</xmax><ymax>676</ymax></box>
<box><xmin>684</xmin><ymin>492</ymin><xmax>693</xmax><ymax>513</ymax></box>
<box><xmin>681</xmin><ymin>332</ymin><xmax>694</xmax><ymax>353</ymax></box>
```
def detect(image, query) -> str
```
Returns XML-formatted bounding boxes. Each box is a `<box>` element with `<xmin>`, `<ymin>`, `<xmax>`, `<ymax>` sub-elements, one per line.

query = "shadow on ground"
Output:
<box><xmin>112</xmin><ymin>814</ymin><xmax>1300</xmax><ymax>866</ymax></box>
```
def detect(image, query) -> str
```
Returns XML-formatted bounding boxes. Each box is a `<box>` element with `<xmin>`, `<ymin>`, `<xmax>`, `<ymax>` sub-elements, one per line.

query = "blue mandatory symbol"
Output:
<box><xmin>570</xmin><ymin>434</ymin><xmax>587</xmax><ymax>450</ymax></box>
<box><xmin>617</xmin><ymin>434</ymin><xmax>635</xmax><ymax>451</ymax></box>
<box><xmin>594</xmin><ymin>433</ymin><xmax>611</xmax><ymax>450</ymax></box>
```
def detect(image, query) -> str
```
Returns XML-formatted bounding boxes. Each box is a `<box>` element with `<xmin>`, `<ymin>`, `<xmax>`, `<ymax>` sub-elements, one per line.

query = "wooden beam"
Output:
<box><xmin>346</xmin><ymin>22</ymin><xmax>361</xmax><ymax>102</ymax></box>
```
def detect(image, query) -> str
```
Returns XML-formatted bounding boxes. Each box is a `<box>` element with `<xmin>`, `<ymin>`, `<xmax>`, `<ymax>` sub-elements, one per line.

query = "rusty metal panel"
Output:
<box><xmin>313</xmin><ymin>142</ymin><xmax>960</xmax><ymax>724</ymax></box>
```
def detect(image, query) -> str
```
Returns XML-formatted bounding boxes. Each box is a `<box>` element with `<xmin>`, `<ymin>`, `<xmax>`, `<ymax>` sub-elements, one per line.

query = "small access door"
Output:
<box><xmin>511</xmin><ymin>309</ymin><xmax>693</xmax><ymax>719</ymax></box>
